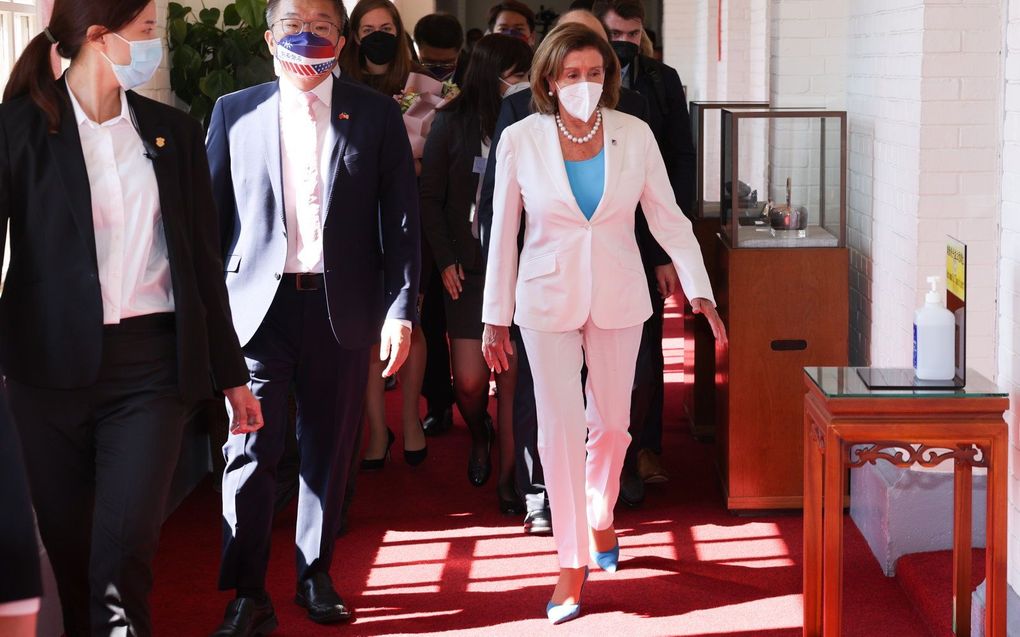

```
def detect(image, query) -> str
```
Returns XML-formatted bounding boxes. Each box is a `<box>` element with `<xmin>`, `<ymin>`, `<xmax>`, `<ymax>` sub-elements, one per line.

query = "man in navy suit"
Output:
<box><xmin>206</xmin><ymin>0</ymin><xmax>420</xmax><ymax>633</ymax></box>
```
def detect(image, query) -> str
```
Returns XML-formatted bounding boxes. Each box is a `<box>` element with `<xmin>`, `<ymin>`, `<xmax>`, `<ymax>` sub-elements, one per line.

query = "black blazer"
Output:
<box><xmin>629</xmin><ymin>55</ymin><xmax>697</xmax><ymax>216</ymax></box>
<box><xmin>0</xmin><ymin>385</ymin><xmax>41</xmax><ymax>605</ymax></box>
<box><xmin>0</xmin><ymin>79</ymin><xmax>249</xmax><ymax>402</ymax></box>
<box><xmin>419</xmin><ymin>109</ymin><xmax>485</xmax><ymax>273</ymax></box>
<box><xmin>478</xmin><ymin>86</ymin><xmax>672</xmax><ymax>267</ymax></box>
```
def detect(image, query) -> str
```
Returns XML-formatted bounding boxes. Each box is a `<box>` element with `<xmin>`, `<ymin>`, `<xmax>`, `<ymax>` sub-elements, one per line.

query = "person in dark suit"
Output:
<box><xmin>0</xmin><ymin>387</ymin><xmax>42</xmax><ymax>637</ymax></box>
<box><xmin>477</xmin><ymin>9</ymin><xmax>651</xmax><ymax>535</ymax></box>
<box><xmin>0</xmin><ymin>1</ymin><xmax>260</xmax><ymax>635</ymax></box>
<box><xmin>206</xmin><ymin>0</ymin><xmax>419</xmax><ymax>632</ymax></box>
<box><xmin>598</xmin><ymin>0</ymin><xmax>699</xmax><ymax>492</ymax></box>
<box><xmin>420</xmin><ymin>34</ymin><xmax>533</xmax><ymax>513</ymax></box>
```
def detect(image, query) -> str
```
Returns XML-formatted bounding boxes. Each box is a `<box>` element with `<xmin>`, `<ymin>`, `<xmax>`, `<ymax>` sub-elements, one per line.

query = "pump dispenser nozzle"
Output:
<box><xmin>925</xmin><ymin>276</ymin><xmax>940</xmax><ymax>304</ymax></box>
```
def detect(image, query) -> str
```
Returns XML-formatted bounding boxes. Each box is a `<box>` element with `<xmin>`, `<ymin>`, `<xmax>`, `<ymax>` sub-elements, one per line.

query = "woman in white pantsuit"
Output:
<box><xmin>481</xmin><ymin>23</ymin><xmax>727</xmax><ymax>624</ymax></box>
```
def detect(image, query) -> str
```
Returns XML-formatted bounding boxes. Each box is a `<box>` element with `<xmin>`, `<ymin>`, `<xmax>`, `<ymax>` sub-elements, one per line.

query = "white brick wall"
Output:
<box><xmin>1000</xmin><ymin>0</ymin><xmax>1020</xmax><ymax>597</ymax></box>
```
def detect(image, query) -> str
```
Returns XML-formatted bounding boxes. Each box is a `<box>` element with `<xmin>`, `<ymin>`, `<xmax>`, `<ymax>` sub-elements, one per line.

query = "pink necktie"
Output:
<box><xmin>294</xmin><ymin>91</ymin><xmax>322</xmax><ymax>270</ymax></box>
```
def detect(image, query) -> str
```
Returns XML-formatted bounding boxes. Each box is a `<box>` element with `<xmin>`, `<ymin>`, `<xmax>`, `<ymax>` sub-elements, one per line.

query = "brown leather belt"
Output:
<box><xmin>283</xmin><ymin>273</ymin><xmax>324</xmax><ymax>291</ymax></box>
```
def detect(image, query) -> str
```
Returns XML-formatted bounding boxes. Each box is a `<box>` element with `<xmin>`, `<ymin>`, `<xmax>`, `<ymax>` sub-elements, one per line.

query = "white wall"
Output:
<box><xmin>1000</xmin><ymin>0</ymin><xmax>1020</xmax><ymax>596</ymax></box>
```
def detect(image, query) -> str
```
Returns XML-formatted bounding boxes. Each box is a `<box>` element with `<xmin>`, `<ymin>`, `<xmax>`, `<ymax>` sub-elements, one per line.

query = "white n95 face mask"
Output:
<box><xmin>555</xmin><ymin>81</ymin><xmax>603</xmax><ymax>121</ymax></box>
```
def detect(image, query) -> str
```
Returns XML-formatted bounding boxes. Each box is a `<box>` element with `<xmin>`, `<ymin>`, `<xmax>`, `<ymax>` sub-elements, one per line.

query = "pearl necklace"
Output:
<box><xmin>555</xmin><ymin>109</ymin><xmax>602</xmax><ymax>144</ymax></box>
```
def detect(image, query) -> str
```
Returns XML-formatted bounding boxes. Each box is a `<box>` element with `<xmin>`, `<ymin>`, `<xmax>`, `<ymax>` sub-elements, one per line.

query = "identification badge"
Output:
<box><xmin>472</xmin><ymin>156</ymin><xmax>487</xmax><ymax>175</ymax></box>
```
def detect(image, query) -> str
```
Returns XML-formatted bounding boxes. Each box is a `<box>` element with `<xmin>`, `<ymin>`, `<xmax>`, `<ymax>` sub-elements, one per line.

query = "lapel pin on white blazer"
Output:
<box><xmin>611</xmin><ymin>139</ymin><xmax>617</xmax><ymax>145</ymax></box>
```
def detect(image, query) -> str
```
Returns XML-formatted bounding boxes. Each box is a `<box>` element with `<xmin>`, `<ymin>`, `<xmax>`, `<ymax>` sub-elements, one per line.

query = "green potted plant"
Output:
<box><xmin>167</xmin><ymin>0</ymin><xmax>274</xmax><ymax>127</ymax></box>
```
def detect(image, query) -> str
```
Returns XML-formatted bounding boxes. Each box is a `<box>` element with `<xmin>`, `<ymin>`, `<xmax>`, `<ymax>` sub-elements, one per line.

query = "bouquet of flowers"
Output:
<box><xmin>396</xmin><ymin>72</ymin><xmax>460</xmax><ymax>159</ymax></box>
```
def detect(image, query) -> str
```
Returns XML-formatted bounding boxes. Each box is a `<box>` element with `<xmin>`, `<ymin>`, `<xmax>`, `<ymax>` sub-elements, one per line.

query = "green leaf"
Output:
<box><xmin>235</xmin><ymin>0</ymin><xmax>266</xmax><ymax>28</ymax></box>
<box><xmin>172</xmin><ymin>44</ymin><xmax>203</xmax><ymax>73</ymax></box>
<box><xmin>189</xmin><ymin>95</ymin><xmax>213</xmax><ymax>124</ymax></box>
<box><xmin>235</xmin><ymin>56</ymin><xmax>274</xmax><ymax>88</ymax></box>
<box><xmin>220</xmin><ymin>32</ymin><xmax>247</xmax><ymax>67</ymax></box>
<box><xmin>168</xmin><ymin>18</ymin><xmax>188</xmax><ymax>47</ymax></box>
<box><xmin>223</xmin><ymin>5</ymin><xmax>242</xmax><ymax>27</ymax></box>
<box><xmin>199</xmin><ymin>7</ymin><xmax>221</xmax><ymax>26</ymax></box>
<box><xmin>167</xmin><ymin>2</ymin><xmax>191</xmax><ymax>20</ymax></box>
<box><xmin>199</xmin><ymin>69</ymin><xmax>235</xmax><ymax>100</ymax></box>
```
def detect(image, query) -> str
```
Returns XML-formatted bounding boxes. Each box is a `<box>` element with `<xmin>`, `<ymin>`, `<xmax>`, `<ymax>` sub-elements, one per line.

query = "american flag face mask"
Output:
<box><xmin>274</xmin><ymin>32</ymin><xmax>338</xmax><ymax>77</ymax></box>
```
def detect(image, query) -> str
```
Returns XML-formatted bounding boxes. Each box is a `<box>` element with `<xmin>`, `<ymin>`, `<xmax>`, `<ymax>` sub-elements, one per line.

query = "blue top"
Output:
<box><xmin>564</xmin><ymin>147</ymin><xmax>605</xmax><ymax>220</ymax></box>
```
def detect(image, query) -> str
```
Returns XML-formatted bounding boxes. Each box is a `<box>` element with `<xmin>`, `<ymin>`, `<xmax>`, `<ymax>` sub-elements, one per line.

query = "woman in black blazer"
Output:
<box><xmin>0</xmin><ymin>1</ymin><xmax>260</xmax><ymax>635</ymax></box>
<box><xmin>419</xmin><ymin>34</ymin><xmax>532</xmax><ymax>511</ymax></box>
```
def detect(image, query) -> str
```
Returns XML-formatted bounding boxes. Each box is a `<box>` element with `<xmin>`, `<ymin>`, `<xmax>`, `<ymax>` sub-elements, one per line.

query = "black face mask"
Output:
<box><xmin>612</xmin><ymin>40</ymin><xmax>640</xmax><ymax>67</ymax></box>
<box><xmin>360</xmin><ymin>30</ymin><xmax>399</xmax><ymax>65</ymax></box>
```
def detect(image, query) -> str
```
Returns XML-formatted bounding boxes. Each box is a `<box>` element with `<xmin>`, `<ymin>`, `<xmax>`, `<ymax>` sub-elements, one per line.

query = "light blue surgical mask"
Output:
<box><xmin>101</xmin><ymin>33</ymin><xmax>163</xmax><ymax>91</ymax></box>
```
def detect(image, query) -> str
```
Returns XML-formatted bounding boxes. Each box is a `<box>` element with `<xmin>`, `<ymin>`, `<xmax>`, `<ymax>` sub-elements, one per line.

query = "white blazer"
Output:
<box><xmin>481</xmin><ymin>109</ymin><xmax>715</xmax><ymax>332</ymax></box>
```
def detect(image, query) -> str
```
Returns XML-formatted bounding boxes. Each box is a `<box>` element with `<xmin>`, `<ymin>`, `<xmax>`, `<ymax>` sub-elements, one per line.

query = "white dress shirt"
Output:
<box><xmin>277</xmin><ymin>74</ymin><xmax>412</xmax><ymax>332</ymax></box>
<box><xmin>67</xmin><ymin>87</ymin><xmax>174</xmax><ymax>325</ymax></box>
<box><xmin>279</xmin><ymin>75</ymin><xmax>333</xmax><ymax>274</ymax></box>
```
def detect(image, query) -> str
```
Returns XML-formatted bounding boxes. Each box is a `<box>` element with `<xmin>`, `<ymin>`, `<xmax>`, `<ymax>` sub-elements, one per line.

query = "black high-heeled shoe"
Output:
<box><xmin>403</xmin><ymin>420</ymin><xmax>428</xmax><ymax>466</ymax></box>
<box><xmin>468</xmin><ymin>416</ymin><xmax>494</xmax><ymax>487</ymax></box>
<box><xmin>498</xmin><ymin>484</ymin><xmax>525</xmax><ymax>515</ymax></box>
<box><xmin>360</xmin><ymin>428</ymin><xmax>395</xmax><ymax>471</ymax></box>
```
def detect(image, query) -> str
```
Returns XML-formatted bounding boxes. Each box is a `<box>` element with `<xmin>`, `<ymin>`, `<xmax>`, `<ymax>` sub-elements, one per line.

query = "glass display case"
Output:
<box><xmin>690</xmin><ymin>101</ymin><xmax>769</xmax><ymax>218</ymax></box>
<box><xmin>720</xmin><ymin>108</ymin><xmax>847</xmax><ymax>248</ymax></box>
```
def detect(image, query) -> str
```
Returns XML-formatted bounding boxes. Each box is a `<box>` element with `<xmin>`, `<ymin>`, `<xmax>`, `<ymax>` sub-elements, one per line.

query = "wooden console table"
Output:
<box><xmin>802</xmin><ymin>367</ymin><xmax>1008</xmax><ymax>636</ymax></box>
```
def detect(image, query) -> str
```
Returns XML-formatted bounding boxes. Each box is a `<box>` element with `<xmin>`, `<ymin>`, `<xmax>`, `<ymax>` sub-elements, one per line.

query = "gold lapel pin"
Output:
<box><xmin>155</xmin><ymin>137</ymin><xmax>166</xmax><ymax>148</ymax></box>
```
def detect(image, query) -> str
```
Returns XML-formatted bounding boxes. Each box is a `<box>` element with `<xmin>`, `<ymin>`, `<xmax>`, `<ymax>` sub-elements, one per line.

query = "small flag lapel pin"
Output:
<box><xmin>338</xmin><ymin>112</ymin><xmax>350</xmax><ymax>120</ymax></box>
<box><xmin>155</xmin><ymin>137</ymin><xmax>166</xmax><ymax>148</ymax></box>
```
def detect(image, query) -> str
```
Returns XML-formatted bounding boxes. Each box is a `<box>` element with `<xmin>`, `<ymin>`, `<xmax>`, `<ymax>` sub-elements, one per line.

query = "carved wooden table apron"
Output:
<box><xmin>801</xmin><ymin>368</ymin><xmax>1008</xmax><ymax>637</ymax></box>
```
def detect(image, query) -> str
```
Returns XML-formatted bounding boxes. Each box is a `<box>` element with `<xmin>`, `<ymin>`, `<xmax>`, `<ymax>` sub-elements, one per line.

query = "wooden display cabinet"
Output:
<box><xmin>715</xmin><ymin>242</ymin><xmax>849</xmax><ymax>509</ymax></box>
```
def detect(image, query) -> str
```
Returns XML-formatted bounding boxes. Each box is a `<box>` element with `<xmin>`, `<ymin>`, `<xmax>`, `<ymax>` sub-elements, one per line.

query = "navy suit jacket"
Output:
<box><xmin>207</xmin><ymin>76</ymin><xmax>420</xmax><ymax>348</ymax></box>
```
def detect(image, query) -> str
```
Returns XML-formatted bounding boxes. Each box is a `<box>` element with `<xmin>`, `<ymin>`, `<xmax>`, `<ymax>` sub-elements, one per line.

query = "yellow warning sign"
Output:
<box><xmin>946</xmin><ymin>238</ymin><xmax>965</xmax><ymax>302</ymax></box>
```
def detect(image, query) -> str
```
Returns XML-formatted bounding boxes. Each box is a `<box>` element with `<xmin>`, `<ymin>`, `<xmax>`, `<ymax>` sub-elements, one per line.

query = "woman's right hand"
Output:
<box><xmin>442</xmin><ymin>263</ymin><xmax>465</xmax><ymax>300</ymax></box>
<box><xmin>482</xmin><ymin>324</ymin><xmax>514</xmax><ymax>373</ymax></box>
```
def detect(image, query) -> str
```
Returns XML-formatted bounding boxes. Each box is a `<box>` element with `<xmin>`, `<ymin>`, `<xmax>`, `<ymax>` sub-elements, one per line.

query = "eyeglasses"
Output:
<box><xmin>271</xmin><ymin>19</ymin><xmax>341</xmax><ymax>41</ymax></box>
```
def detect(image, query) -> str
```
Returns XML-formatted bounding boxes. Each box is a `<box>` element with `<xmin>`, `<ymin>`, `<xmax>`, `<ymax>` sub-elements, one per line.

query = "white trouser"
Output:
<box><xmin>521</xmin><ymin>317</ymin><xmax>644</xmax><ymax>568</ymax></box>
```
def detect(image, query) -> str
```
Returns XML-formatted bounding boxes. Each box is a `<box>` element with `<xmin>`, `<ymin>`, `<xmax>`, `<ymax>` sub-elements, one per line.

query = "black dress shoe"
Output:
<box><xmin>422</xmin><ymin>406</ymin><xmax>453</xmax><ymax>437</ymax></box>
<box><xmin>403</xmin><ymin>420</ymin><xmax>428</xmax><ymax>466</ymax></box>
<box><xmin>295</xmin><ymin>572</ymin><xmax>354</xmax><ymax>624</ymax></box>
<box><xmin>523</xmin><ymin>508</ymin><xmax>552</xmax><ymax>535</ymax></box>
<box><xmin>467</xmin><ymin>416</ymin><xmax>494</xmax><ymax>486</ymax></box>
<box><xmin>210</xmin><ymin>596</ymin><xmax>278</xmax><ymax>637</ymax></box>
<box><xmin>619</xmin><ymin>468</ymin><xmax>645</xmax><ymax>508</ymax></box>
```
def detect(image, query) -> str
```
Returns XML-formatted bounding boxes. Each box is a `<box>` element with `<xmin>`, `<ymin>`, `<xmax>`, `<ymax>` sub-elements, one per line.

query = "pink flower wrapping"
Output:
<box><xmin>396</xmin><ymin>72</ymin><xmax>460</xmax><ymax>159</ymax></box>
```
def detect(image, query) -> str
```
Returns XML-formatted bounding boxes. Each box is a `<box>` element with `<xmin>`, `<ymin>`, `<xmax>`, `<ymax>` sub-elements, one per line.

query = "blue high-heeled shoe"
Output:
<box><xmin>545</xmin><ymin>567</ymin><xmax>589</xmax><ymax>625</ymax></box>
<box><xmin>591</xmin><ymin>540</ymin><xmax>620</xmax><ymax>573</ymax></box>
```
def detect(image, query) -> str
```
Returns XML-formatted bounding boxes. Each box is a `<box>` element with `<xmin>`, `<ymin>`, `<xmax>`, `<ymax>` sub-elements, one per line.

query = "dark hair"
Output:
<box><xmin>2</xmin><ymin>0</ymin><xmax>149</xmax><ymax>132</ymax></box>
<box><xmin>414</xmin><ymin>13</ymin><xmax>463</xmax><ymax>51</ymax></box>
<box><xmin>340</xmin><ymin>0</ymin><xmax>413</xmax><ymax>96</ymax></box>
<box><xmin>594</xmin><ymin>0</ymin><xmax>645</xmax><ymax>23</ymax></box>
<box><xmin>266</xmin><ymin>0</ymin><xmax>348</xmax><ymax>29</ymax></box>
<box><xmin>442</xmin><ymin>34</ymin><xmax>532</xmax><ymax>142</ymax></box>
<box><xmin>487</xmin><ymin>1</ymin><xmax>536</xmax><ymax>32</ymax></box>
<box><xmin>530</xmin><ymin>22</ymin><xmax>620</xmax><ymax>114</ymax></box>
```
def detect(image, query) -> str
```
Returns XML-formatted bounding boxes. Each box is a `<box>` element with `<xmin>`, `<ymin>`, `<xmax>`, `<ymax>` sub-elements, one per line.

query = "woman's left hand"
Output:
<box><xmin>691</xmin><ymin>298</ymin><xmax>728</xmax><ymax>346</ymax></box>
<box><xmin>482</xmin><ymin>324</ymin><xmax>514</xmax><ymax>373</ymax></box>
<box><xmin>224</xmin><ymin>385</ymin><xmax>263</xmax><ymax>435</ymax></box>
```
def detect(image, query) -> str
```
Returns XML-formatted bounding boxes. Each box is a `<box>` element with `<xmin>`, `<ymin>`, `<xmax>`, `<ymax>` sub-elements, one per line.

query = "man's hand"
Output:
<box><xmin>380</xmin><ymin>320</ymin><xmax>413</xmax><ymax>377</ymax></box>
<box><xmin>224</xmin><ymin>385</ymin><xmax>262</xmax><ymax>435</ymax></box>
<box><xmin>691</xmin><ymin>297</ymin><xmax>728</xmax><ymax>345</ymax></box>
<box><xmin>655</xmin><ymin>264</ymin><xmax>680</xmax><ymax>299</ymax></box>
<box><xmin>481</xmin><ymin>324</ymin><xmax>514</xmax><ymax>373</ymax></box>
<box><xmin>442</xmin><ymin>264</ymin><xmax>465</xmax><ymax>300</ymax></box>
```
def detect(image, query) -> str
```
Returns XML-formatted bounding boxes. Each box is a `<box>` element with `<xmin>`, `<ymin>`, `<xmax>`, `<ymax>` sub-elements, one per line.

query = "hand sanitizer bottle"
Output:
<box><xmin>913</xmin><ymin>276</ymin><xmax>955</xmax><ymax>380</ymax></box>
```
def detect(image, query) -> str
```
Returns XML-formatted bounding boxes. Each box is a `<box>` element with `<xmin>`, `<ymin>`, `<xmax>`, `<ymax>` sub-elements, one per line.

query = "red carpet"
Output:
<box><xmin>151</xmin><ymin>301</ymin><xmax>932</xmax><ymax>636</ymax></box>
<box><xmin>896</xmin><ymin>549</ymin><xmax>985</xmax><ymax>637</ymax></box>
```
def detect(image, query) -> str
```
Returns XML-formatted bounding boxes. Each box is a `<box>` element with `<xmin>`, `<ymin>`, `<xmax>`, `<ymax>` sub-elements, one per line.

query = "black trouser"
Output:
<box><xmin>219</xmin><ymin>282</ymin><xmax>370</xmax><ymax>590</ymax></box>
<box><xmin>8</xmin><ymin>314</ymin><xmax>187</xmax><ymax>637</ymax></box>
<box><xmin>420</xmin><ymin>263</ymin><xmax>454</xmax><ymax>414</ymax></box>
<box><xmin>512</xmin><ymin>330</ymin><xmax>548</xmax><ymax>513</ymax></box>
<box><xmin>627</xmin><ymin>278</ymin><xmax>667</xmax><ymax>467</ymax></box>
